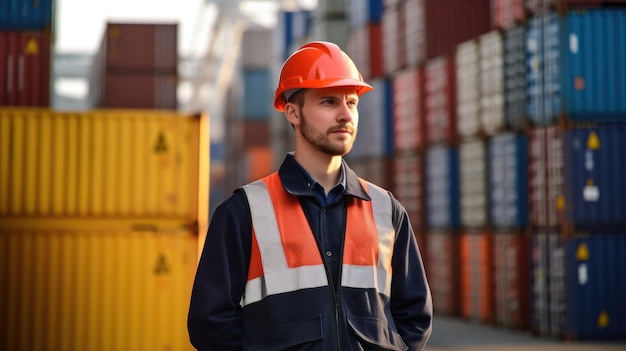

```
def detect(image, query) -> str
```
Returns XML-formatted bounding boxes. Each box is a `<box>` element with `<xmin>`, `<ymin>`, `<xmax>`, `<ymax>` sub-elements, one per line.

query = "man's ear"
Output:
<box><xmin>284</xmin><ymin>102</ymin><xmax>300</xmax><ymax>126</ymax></box>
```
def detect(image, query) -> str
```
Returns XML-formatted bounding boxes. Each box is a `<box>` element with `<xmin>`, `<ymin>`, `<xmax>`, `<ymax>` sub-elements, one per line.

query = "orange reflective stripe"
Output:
<box><xmin>344</xmin><ymin>194</ymin><xmax>379</xmax><ymax>267</ymax></box>
<box><xmin>247</xmin><ymin>229</ymin><xmax>263</xmax><ymax>281</ymax></box>
<box><xmin>263</xmin><ymin>174</ymin><xmax>323</xmax><ymax>267</ymax></box>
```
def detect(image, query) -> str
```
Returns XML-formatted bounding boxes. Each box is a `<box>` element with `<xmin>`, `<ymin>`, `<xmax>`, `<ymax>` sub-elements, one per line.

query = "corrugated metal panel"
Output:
<box><xmin>240</xmin><ymin>119</ymin><xmax>270</xmax><ymax>149</ymax></box>
<box><xmin>347</xmin><ymin>22</ymin><xmax>384</xmax><ymax>79</ymax></box>
<box><xmin>242</xmin><ymin>69</ymin><xmax>271</xmax><ymax>120</ymax></box>
<box><xmin>0</xmin><ymin>109</ymin><xmax>206</xmax><ymax>222</ymax></box>
<box><xmin>526</xmin><ymin>16</ymin><xmax>545</xmax><ymax>124</ymax></box>
<box><xmin>404</xmin><ymin>0</ymin><xmax>425</xmax><ymax>66</ymax></box>
<box><xmin>455</xmin><ymin>39</ymin><xmax>480</xmax><ymax>138</ymax></box>
<box><xmin>503</xmin><ymin>25</ymin><xmax>527</xmax><ymax>131</ymax></box>
<box><xmin>0</xmin><ymin>30</ymin><xmax>51</xmax><ymax>107</ymax></box>
<box><xmin>530</xmin><ymin>229</ymin><xmax>566</xmax><ymax>337</ymax></box>
<box><xmin>425</xmin><ymin>145</ymin><xmax>460</xmax><ymax>229</ymax></box>
<box><xmin>565</xmin><ymin>232</ymin><xmax>626</xmax><ymax>340</ymax></box>
<box><xmin>241</xmin><ymin>29</ymin><xmax>273</xmax><ymax>69</ymax></box>
<box><xmin>382</xmin><ymin>2</ymin><xmax>406</xmax><ymax>75</ymax></box>
<box><xmin>479</xmin><ymin>30</ymin><xmax>505</xmax><ymax>135</ymax></box>
<box><xmin>104</xmin><ymin>74</ymin><xmax>177</xmax><ymax>110</ymax></box>
<box><xmin>0</xmin><ymin>0</ymin><xmax>54</xmax><ymax>30</ymax></box>
<box><xmin>103</xmin><ymin>23</ymin><xmax>178</xmax><ymax>73</ymax></box>
<box><xmin>459</xmin><ymin>138</ymin><xmax>488</xmax><ymax>229</ymax></box>
<box><xmin>393</xmin><ymin>151</ymin><xmax>424</xmax><ymax>229</ymax></box>
<box><xmin>460</xmin><ymin>229</ymin><xmax>494</xmax><ymax>323</ymax></box>
<box><xmin>528</xmin><ymin>126</ymin><xmax>563</xmax><ymax>227</ymax></box>
<box><xmin>493</xmin><ymin>0</ymin><xmax>525</xmax><ymax>29</ymax></box>
<box><xmin>347</xmin><ymin>0</ymin><xmax>383</xmax><ymax>28</ymax></box>
<box><xmin>493</xmin><ymin>231</ymin><xmax>529</xmax><ymax>330</ymax></box>
<box><xmin>488</xmin><ymin>132</ymin><xmax>528</xmax><ymax>228</ymax></box>
<box><xmin>392</xmin><ymin>66</ymin><xmax>425</xmax><ymax>152</ymax></box>
<box><xmin>424</xmin><ymin>55</ymin><xmax>457</xmax><ymax>145</ymax></box>
<box><xmin>350</xmin><ymin>78</ymin><xmax>393</xmax><ymax>160</ymax></box>
<box><xmin>425</xmin><ymin>230</ymin><xmax>460</xmax><ymax>316</ymax></box>
<box><xmin>0</xmin><ymin>229</ymin><xmax>197</xmax><ymax>351</ymax></box>
<box><xmin>528</xmin><ymin>9</ymin><xmax>626</xmax><ymax>124</ymax></box>
<box><xmin>561</xmin><ymin>125</ymin><xmax>626</xmax><ymax>227</ymax></box>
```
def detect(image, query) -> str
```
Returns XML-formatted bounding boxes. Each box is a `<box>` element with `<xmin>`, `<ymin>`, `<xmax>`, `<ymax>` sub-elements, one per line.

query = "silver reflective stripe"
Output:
<box><xmin>242</xmin><ymin>180</ymin><xmax>328</xmax><ymax>307</ymax></box>
<box><xmin>341</xmin><ymin>182</ymin><xmax>395</xmax><ymax>297</ymax></box>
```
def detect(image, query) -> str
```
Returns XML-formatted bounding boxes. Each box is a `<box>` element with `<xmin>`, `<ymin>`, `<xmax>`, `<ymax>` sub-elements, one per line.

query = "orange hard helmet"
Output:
<box><xmin>273</xmin><ymin>41</ymin><xmax>374</xmax><ymax>112</ymax></box>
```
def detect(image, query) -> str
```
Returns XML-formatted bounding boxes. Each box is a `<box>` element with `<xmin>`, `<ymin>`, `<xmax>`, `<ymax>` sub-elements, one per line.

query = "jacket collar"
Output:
<box><xmin>278</xmin><ymin>153</ymin><xmax>371</xmax><ymax>201</ymax></box>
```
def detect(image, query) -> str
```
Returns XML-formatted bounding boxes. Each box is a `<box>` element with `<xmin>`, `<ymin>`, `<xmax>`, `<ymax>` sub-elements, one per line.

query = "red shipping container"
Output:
<box><xmin>459</xmin><ymin>229</ymin><xmax>494</xmax><ymax>323</ymax></box>
<box><xmin>393</xmin><ymin>66</ymin><xmax>425</xmax><ymax>152</ymax></box>
<box><xmin>493</xmin><ymin>231</ymin><xmax>530</xmax><ymax>330</ymax></box>
<box><xmin>104</xmin><ymin>74</ymin><xmax>177</xmax><ymax>110</ymax></box>
<box><xmin>493</xmin><ymin>0</ymin><xmax>525</xmax><ymax>29</ymax></box>
<box><xmin>348</xmin><ymin>23</ymin><xmax>383</xmax><ymax>80</ymax></box>
<box><xmin>424</xmin><ymin>55</ymin><xmax>457</xmax><ymax>146</ymax></box>
<box><xmin>101</xmin><ymin>22</ymin><xmax>178</xmax><ymax>73</ymax></box>
<box><xmin>392</xmin><ymin>151</ymin><xmax>425</xmax><ymax>229</ymax></box>
<box><xmin>425</xmin><ymin>230</ymin><xmax>460</xmax><ymax>317</ymax></box>
<box><xmin>382</xmin><ymin>2</ymin><xmax>407</xmax><ymax>75</ymax></box>
<box><xmin>0</xmin><ymin>31</ymin><xmax>51</xmax><ymax>107</ymax></box>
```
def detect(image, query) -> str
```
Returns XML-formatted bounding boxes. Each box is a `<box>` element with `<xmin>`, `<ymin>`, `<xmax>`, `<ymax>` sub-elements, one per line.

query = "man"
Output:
<box><xmin>188</xmin><ymin>41</ymin><xmax>432</xmax><ymax>351</ymax></box>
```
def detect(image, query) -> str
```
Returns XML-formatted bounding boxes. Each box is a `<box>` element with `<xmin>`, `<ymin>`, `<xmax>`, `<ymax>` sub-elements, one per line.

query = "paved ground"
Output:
<box><xmin>424</xmin><ymin>316</ymin><xmax>626</xmax><ymax>351</ymax></box>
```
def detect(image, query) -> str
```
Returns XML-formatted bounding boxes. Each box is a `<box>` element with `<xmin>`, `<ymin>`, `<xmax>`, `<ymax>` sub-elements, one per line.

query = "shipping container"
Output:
<box><xmin>424</xmin><ymin>55</ymin><xmax>457</xmax><ymax>145</ymax></box>
<box><xmin>531</xmin><ymin>230</ymin><xmax>626</xmax><ymax>340</ymax></box>
<box><xmin>241</xmin><ymin>28</ymin><xmax>273</xmax><ymax>69</ymax></box>
<box><xmin>455</xmin><ymin>39</ymin><xmax>480</xmax><ymax>138</ymax></box>
<box><xmin>347</xmin><ymin>0</ymin><xmax>383</xmax><ymax>28</ymax></box>
<box><xmin>479</xmin><ymin>30</ymin><xmax>505</xmax><ymax>135</ymax></box>
<box><xmin>311</xmin><ymin>17</ymin><xmax>350</xmax><ymax>51</ymax></box>
<box><xmin>493</xmin><ymin>0</ymin><xmax>525</xmax><ymax>29</ymax></box>
<box><xmin>561</xmin><ymin>125</ymin><xmax>626</xmax><ymax>227</ymax></box>
<box><xmin>103</xmin><ymin>74</ymin><xmax>177</xmax><ymax>110</ymax></box>
<box><xmin>425</xmin><ymin>145</ymin><xmax>460</xmax><ymax>229</ymax></box>
<box><xmin>459</xmin><ymin>229</ymin><xmax>494</xmax><ymax>323</ymax></box>
<box><xmin>0</xmin><ymin>0</ymin><xmax>54</xmax><ymax>30</ymax></box>
<box><xmin>527</xmin><ymin>9</ymin><xmax>626</xmax><ymax>125</ymax></box>
<box><xmin>392</xmin><ymin>151</ymin><xmax>425</xmax><ymax>229</ymax></box>
<box><xmin>404</xmin><ymin>0</ymin><xmax>425</xmax><ymax>66</ymax></box>
<box><xmin>503</xmin><ymin>25</ymin><xmax>527</xmax><ymax>131</ymax></box>
<box><xmin>488</xmin><ymin>132</ymin><xmax>528</xmax><ymax>228</ymax></box>
<box><xmin>347</xmin><ymin>22</ymin><xmax>384</xmax><ymax>79</ymax></box>
<box><xmin>528</xmin><ymin>126</ymin><xmax>563</xmax><ymax>227</ymax></box>
<box><xmin>493</xmin><ymin>230</ymin><xmax>530</xmax><ymax>330</ymax></box>
<box><xmin>349</xmin><ymin>78</ymin><xmax>393</xmax><ymax>160</ymax></box>
<box><xmin>392</xmin><ymin>66</ymin><xmax>425</xmax><ymax>152</ymax></box>
<box><xmin>240</xmin><ymin>119</ymin><xmax>270</xmax><ymax>149</ymax></box>
<box><xmin>242</xmin><ymin>69</ymin><xmax>271</xmax><ymax>120</ymax></box>
<box><xmin>425</xmin><ymin>230</ymin><xmax>460</xmax><ymax>317</ymax></box>
<box><xmin>382</xmin><ymin>1</ymin><xmax>406</xmax><ymax>74</ymax></box>
<box><xmin>525</xmin><ymin>0</ymin><xmax>626</xmax><ymax>15</ymax></box>
<box><xmin>0</xmin><ymin>228</ymin><xmax>198</xmax><ymax>351</ymax></box>
<box><xmin>459</xmin><ymin>138</ymin><xmax>488</xmax><ymax>229</ymax></box>
<box><xmin>0</xmin><ymin>109</ymin><xmax>209</xmax><ymax>225</ymax></box>
<box><xmin>0</xmin><ymin>30</ymin><xmax>51</xmax><ymax>106</ymax></box>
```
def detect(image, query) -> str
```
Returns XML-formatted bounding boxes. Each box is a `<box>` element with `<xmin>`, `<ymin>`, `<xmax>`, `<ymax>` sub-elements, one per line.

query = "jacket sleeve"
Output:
<box><xmin>389</xmin><ymin>194</ymin><xmax>433</xmax><ymax>351</ymax></box>
<box><xmin>187</xmin><ymin>190</ymin><xmax>252</xmax><ymax>351</ymax></box>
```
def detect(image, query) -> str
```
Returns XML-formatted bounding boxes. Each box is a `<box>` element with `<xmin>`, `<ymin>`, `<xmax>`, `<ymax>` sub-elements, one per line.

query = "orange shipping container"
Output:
<box><xmin>0</xmin><ymin>229</ymin><xmax>197</xmax><ymax>351</ymax></box>
<box><xmin>459</xmin><ymin>229</ymin><xmax>494</xmax><ymax>323</ymax></box>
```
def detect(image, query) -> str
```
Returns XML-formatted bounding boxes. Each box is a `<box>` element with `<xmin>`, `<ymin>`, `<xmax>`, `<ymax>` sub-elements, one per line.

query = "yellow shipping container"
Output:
<box><xmin>0</xmin><ymin>108</ymin><xmax>210</xmax><ymax>232</ymax></box>
<box><xmin>0</xmin><ymin>229</ymin><xmax>198</xmax><ymax>351</ymax></box>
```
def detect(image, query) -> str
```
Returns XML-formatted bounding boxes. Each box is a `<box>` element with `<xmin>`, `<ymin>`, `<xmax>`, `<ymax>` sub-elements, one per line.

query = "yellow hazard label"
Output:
<box><xmin>597</xmin><ymin>310</ymin><xmax>610</xmax><ymax>328</ymax></box>
<box><xmin>154</xmin><ymin>253</ymin><xmax>170</xmax><ymax>275</ymax></box>
<box><xmin>556</xmin><ymin>195</ymin><xmax>565</xmax><ymax>210</ymax></box>
<box><xmin>575</xmin><ymin>242</ymin><xmax>589</xmax><ymax>261</ymax></box>
<box><xmin>586</xmin><ymin>131</ymin><xmax>600</xmax><ymax>150</ymax></box>
<box><xmin>154</xmin><ymin>132</ymin><xmax>168</xmax><ymax>153</ymax></box>
<box><xmin>25</xmin><ymin>38</ymin><xmax>39</xmax><ymax>55</ymax></box>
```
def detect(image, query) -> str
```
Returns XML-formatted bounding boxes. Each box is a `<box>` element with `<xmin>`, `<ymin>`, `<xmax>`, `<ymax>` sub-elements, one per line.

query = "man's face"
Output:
<box><xmin>296</xmin><ymin>86</ymin><xmax>360</xmax><ymax>156</ymax></box>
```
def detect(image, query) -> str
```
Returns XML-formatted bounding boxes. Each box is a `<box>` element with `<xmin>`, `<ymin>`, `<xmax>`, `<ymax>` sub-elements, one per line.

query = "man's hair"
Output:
<box><xmin>287</xmin><ymin>88</ymin><xmax>306</xmax><ymax>108</ymax></box>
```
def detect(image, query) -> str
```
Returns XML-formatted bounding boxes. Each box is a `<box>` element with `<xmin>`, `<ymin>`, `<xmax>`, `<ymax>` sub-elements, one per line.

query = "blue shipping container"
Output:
<box><xmin>503</xmin><ymin>25</ymin><xmax>527</xmax><ymax>131</ymax></box>
<box><xmin>562</xmin><ymin>125</ymin><xmax>626</xmax><ymax>227</ymax></box>
<box><xmin>0</xmin><ymin>0</ymin><xmax>54</xmax><ymax>30</ymax></box>
<box><xmin>527</xmin><ymin>9</ymin><xmax>626</xmax><ymax>124</ymax></box>
<box><xmin>488</xmin><ymin>132</ymin><xmax>528</xmax><ymax>228</ymax></box>
<box><xmin>425</xmin><ymin>145</ymin><xmax>460</xmax><ymax>229</ymax></box>
<box><xmin>242</xmin><ymin>69</ymin><xmax>271</xmax><ymax>120</ymax></box>
<box><xmin>565</xmin><ymin>233</ymin><xmax>626</xmax><ymax>340</ymax></box>
<box><xmin>350</xmin><ymin>78</ymin><xmax>393</xmax><ymax>159</ymax></box>
<box><xmin>347</xmin><ymin>0</ymin><xmax>383</xmax><ymax>28</ymax></box>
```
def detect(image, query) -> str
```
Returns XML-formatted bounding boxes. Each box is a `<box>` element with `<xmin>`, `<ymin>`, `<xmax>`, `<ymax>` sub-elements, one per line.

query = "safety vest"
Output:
<box><xmin>241</xmin><ymin>172</ymin><xmax>395</xmax><ymax>307</ymax></box>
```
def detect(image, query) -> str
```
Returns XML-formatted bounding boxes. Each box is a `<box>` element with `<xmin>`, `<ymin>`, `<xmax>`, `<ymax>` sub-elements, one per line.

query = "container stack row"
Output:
<box><xmin>88</xmin><ymin>22</ymin><xmax>178</xmax><ymax>110</ymax></box>
<box><xmin>264</xmin><ymin>0</ymin><xmax>626</xmax><ymax>341</ymax></box>
<box><xmin>0</xmin><ymin>0</ymin><xmax>54</xmax><ymax>107</ymax></box>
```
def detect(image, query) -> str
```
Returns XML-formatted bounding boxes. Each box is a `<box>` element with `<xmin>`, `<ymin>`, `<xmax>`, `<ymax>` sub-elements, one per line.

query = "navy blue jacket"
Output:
<box><xmin>187</xmin><ymin>154</ymin><xmax>432</xmax><ymax>350</ymax></box>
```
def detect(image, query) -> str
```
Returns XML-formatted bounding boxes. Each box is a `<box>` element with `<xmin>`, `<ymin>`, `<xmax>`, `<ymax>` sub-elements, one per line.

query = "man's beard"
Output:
<box><xmin>299</xmin><ymin>110</ymin><xmax>356</xmax><ymax>156</ymax></box>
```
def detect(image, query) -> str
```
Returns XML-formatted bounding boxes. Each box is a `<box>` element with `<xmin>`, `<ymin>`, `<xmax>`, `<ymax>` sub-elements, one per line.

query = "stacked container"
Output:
<box><xmin>89</xmin><ymin>23</ymin><xmax>178</xmax><ymax>110</ymax></box>
<box><xmin>0</xmin><ymin>108</ymin><xmax>210</xmax><ymax>351</ymax></box>
<box><xmin>0</xmin><ymin>0</ymin><xmax>54</xmax><ymax>106</ymax></box>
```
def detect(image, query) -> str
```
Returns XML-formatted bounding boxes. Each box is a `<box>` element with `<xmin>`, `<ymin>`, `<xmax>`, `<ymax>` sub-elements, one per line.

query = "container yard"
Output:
<box><xmin>2</xmin><ymin>0</ymin><xmax>626</xmax><ymax>350</ymax></box>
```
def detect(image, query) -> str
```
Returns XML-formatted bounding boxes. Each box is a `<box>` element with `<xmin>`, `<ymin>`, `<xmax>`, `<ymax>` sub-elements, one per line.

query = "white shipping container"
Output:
<box><xmin>479</xmin><ymin>31</ymin><xmax>505</xmax><ymax>135</ymax></box>
<box><xmin>459</xmin><ymin>138</ymin><xmax>488</xmax><ymax>228</ymax></box>
<box><xmin>455</xmin><ymin>39</ymin><xmax>481</xmax><ymax>138</ymax></box>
